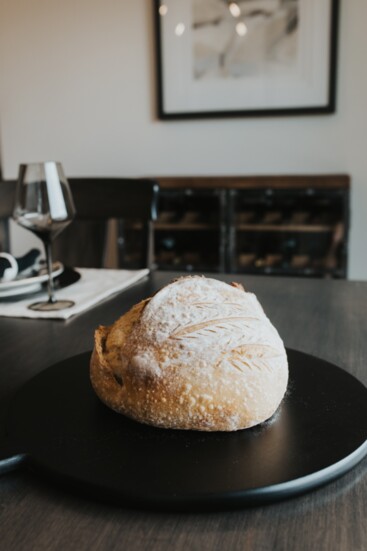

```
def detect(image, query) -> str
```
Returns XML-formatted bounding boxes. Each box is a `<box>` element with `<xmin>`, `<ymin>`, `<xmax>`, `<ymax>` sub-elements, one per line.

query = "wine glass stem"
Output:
<box><xmin>44</xmin><ymin>239</ymin><xmax>56</xmax><ymax>304</ymax></box>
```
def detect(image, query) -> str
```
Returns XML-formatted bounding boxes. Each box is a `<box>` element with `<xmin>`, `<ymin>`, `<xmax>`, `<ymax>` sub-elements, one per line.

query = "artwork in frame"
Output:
<box><xmin>154</xmin><ymin>0</ymin><xmax>339</xmax><ymax>119</ymax></box>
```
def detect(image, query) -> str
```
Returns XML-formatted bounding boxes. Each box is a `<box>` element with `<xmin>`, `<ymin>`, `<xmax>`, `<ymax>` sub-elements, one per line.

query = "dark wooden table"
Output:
<box><xmin>0</xmin><ymin>272</ymin><xmax>366</xmax><ymax>551</ymax></box>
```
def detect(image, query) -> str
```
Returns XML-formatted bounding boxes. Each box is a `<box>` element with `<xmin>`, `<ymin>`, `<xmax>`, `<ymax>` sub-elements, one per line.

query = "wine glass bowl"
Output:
<box><xmin>13</xmin><ymin>162</ymin><xmax>76</xmax><ymax>311</ymax></box>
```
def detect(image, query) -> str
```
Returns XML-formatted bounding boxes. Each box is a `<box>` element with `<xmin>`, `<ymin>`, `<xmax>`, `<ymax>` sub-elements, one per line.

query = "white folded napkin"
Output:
<box><xmin>0</xmin><ymin>268</ymin><xmax>149</xmax><ymax>320</ymax></box>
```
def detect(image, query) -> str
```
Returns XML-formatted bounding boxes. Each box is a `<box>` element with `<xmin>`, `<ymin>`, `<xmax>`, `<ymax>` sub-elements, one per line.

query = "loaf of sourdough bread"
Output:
<box><xmin>90</xmin><ymin>276</ymin><xmax>288</xmax><ymax>431</ymax></box>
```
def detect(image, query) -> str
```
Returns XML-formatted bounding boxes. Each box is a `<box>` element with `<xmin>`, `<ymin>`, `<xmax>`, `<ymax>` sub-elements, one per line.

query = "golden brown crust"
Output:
<box><xmin>90</xmin><ymin>277</ymin><xmax>288</xmax><ymax>431</ymax></box>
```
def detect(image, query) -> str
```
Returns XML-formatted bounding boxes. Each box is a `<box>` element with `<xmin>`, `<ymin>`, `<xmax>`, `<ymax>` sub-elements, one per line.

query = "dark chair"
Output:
<box><xmin>54</xmin><ymin>177</ymin><xmax>159</xmax><ymax>269</ymax></box>
<box><xmin>0</xmin><ymin>180</ymin><xmax>16</xmax><ymax>252</ymax></box>
<box><xmin>0</xmin><ymin>177</ymin><xmax>160</xmax><ymax>269</ymax></box>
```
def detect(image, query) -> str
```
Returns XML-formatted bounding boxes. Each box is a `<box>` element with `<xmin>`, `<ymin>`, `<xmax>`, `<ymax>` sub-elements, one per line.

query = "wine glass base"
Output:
<box><xmin>28</xmin><ymin>300</ymin><xmax>75</xmax><ymax>312</ymax></box>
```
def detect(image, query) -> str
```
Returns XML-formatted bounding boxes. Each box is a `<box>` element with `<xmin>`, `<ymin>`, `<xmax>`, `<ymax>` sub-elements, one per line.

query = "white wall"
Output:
<box><xmin>0</xmin><ymin>0</ymin><xmax>366</xmax><ymax>278</ymax></box>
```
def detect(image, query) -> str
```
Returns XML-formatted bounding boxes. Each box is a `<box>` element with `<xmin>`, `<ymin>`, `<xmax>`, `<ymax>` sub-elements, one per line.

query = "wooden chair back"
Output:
<box><xmin>55</xmin><ymin>177</ymin><xmax>159</xmax><ymax>269</ymax></box>
<box><xmin>0</xmin><ymin>180</ymin><xmax>16</xmax><ymax>252</ymax></box>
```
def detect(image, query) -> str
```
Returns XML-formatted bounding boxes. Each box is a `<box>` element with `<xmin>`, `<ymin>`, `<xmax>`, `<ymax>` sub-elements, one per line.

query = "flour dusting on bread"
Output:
<box><xmin>90</xmin><ymin>276</ymin><xmax>288</xmax><ymax>431</ymax></box>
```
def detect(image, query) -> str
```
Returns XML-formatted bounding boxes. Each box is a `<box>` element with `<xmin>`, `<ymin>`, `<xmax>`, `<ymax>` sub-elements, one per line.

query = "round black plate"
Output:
<box><xmin>1</xmin><ymin>349</ymin><xmax>367</xmax><ymax>510</ymax></box>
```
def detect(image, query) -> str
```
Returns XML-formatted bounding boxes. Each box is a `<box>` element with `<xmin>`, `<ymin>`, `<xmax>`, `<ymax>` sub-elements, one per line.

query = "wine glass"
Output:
<box><xmin>13</xmin><ymin>162</ymin><xmax>76</xmax><ymax>311</ymax></box>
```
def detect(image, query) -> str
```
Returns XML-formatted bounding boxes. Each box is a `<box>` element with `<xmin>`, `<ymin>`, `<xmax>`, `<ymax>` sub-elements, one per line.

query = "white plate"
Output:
<box><xmin>0</xmin><ymin>262</ymin><xmax>64</xmax><ymax>298</ymax></box>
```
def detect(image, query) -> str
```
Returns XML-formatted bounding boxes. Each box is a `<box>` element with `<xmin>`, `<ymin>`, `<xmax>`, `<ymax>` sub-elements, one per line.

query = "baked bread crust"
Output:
<box><xmin>90</xmin><ymin>276</ymin><xmax>288</xmax><ymax>431</ymax></box>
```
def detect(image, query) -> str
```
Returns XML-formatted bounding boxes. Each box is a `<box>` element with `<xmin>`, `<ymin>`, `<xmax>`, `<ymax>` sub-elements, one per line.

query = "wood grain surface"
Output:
<box><xmin>155</xmin><ymin>174</ymin><xmax>350</xmax><ymax>190</ymax></box>
<box><xmin>0</xmin><ymin>272</ymin><xmax>366</xmax><ymax>551</ymax></box>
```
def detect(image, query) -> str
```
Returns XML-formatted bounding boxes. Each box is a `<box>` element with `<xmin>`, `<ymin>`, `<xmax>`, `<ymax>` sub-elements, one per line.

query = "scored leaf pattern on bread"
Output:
<box><xmin>170</xmin><ymin>316</ymin><xmax>262</xmax><ymax>340</ymax></box>
<box><xmin>166</xmin><ymin>300</ymin><xmax>283</xmax><ymax>375</ymax></box>
<box><xmin>192</xmin><ymin>301</ymin><xmax>259</xmax><ymax>316</ymax></box>
<box><xmin>169</xmin><ymin>301</ymin><xmax>261</xmax><ymax>341</ymax></box>
<box><xmin>218</xmin><ymin>344</ymin><xmax>284</xmax><ymax>374</ymax></box>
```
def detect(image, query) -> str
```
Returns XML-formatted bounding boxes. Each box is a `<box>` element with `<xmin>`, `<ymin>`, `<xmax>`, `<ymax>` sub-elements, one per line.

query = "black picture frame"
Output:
<box><xmin>154</xmin><ymin>0</ymin><xmax>339</xmax><ymax>119</ymax></box>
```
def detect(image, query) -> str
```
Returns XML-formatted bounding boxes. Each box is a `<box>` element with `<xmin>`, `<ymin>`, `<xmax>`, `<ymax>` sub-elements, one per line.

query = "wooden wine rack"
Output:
<box><xmin>147</xmin><ymin>175</ymin><xmax>350</xmax><ymax>278</ymax></box>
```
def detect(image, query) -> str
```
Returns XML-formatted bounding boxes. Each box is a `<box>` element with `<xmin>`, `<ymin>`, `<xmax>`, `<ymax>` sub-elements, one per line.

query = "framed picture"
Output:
<box><xmin>154</xmin><ymin>0</ymin><xmax>339</xmax><ymax>119</ymax></box>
